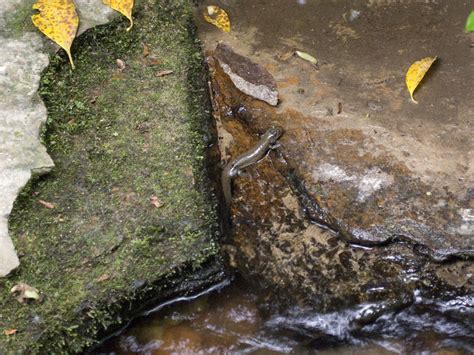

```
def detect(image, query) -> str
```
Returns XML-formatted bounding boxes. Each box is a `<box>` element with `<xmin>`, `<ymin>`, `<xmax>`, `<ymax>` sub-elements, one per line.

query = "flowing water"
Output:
<box><xmin>96</xmin><ymin>278</ymin><xmax>472</xmax><ymax>354</ymax></box>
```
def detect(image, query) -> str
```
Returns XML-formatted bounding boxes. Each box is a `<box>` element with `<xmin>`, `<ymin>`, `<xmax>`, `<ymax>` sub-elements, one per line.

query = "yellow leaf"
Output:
<box><xmin>405</xmin><ymin>56</ymin><xmax>437</xmax><ymax>103</ymax></box>
<box><xmin>31</xmin><ymin>0</ymin><xmax>78</xmax><ymax>69</ymax></box>
<box><xmin>295</xmin><ymin>50</ymin><xmax>318</xmax><ymax>65</ymax></box>
<box><xmin>103</xmin><ymin>0</ymin><xmax>134</xmax><ymax>31</ymax></box>
<box><xmin>204</xmin><ymin>5</ymin><xmax>231</xmax><ymax>33</ymax></box>
<box><xmin>3</xmin><ymin>329</ymin><xmax>17</xmax><ymax>336</ymax></box>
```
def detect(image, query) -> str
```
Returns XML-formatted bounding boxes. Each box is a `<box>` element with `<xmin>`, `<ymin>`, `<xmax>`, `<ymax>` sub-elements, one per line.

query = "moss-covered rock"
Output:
<box><xmin>0</xmin><ymin>0</ymin><xmax>225</xmax><ymax>353</ymax></box>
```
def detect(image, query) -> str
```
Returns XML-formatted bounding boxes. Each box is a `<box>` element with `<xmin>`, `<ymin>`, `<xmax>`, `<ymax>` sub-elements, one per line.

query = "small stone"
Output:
<box><xmin>116</xmin><ymin>59</ymin><xmax>126</xmax><ymax>72</ymax></box>
<box><xmin>214</xmin><ymin>43</ymin><xmax>279</xmax><ymax>106</ymax></box>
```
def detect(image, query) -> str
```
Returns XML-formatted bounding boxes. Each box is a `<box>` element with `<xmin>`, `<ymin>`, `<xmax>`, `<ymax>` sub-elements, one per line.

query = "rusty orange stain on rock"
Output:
<box><xmin>277</xmin><ymin>75</ymin><xmax>299</xmax><ymax>88</ymax></box>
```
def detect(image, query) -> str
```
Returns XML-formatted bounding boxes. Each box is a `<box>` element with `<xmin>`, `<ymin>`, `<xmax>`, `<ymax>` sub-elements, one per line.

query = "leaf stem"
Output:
<box><xmin>67</xmin><ymin>50</ymin><xmax>75</xmax><ymax>70</ymax></box>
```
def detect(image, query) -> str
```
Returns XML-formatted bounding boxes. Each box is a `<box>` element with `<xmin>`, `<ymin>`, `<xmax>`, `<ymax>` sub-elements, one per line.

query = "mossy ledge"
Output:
<box><xmin>0</xmin><ymin>0</ymin><xmax>226</xmax><ymax>353</ymax></box>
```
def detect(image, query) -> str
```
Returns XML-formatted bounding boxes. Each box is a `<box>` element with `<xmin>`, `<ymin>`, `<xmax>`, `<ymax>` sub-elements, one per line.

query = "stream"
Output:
<box><xmin>96</xmin><ymin>277</ymin><xmax>473</xmax><ymax>354</ymax></box>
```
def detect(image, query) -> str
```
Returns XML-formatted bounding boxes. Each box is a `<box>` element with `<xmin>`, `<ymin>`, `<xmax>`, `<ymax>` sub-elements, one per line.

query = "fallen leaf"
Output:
<box><xmin>3</xmin><ymin>329</ymin><xmax>17</xmax><ymax>336</ymax></box>
<box><xmin>120</xmin><ymin>191</ymin><xmax>137</xmax><ymax>204</ymax></box>
<box><xmin>295</xmin><ymin>50</ymin><xmax>318</xmax><ymax>65</ymax></box>
<box><xmin>38</xmin><ymin>200</ymin><xmax>55</xmax><ymax>209</ymax></box>
<box><xmin>136</xmin><ymin>122</ymin><xmax>151</xmax><ymax>133</ymax></box>
<box><xmin>466</xmin><ymin>11</ymin><xmax>474</xmax><ymax>32</ymax></box>
<box><xmin>145</xmin><ymin>57</ymin><xmax>162</xmax><ymax>66</ymax></box>
<box><xmin>204</xmin><ymin>5</ymin><xmax>231</xmax><ymax>33</ymax></box>
<box><xmin>143</xmin><ymin>43</ymin><xmax>149</xmax><ymax>57</ymax></box>
<box><xmin>278</xmin><ymin>51</ymin><xmax>294</xmax><ymax>61</ymax></box>
<box><xmin>156</xmin><ymin>70</ymin><xmax>174</xmax><ymax>77</ymax></box>
<box><xmin>405</xmin><ymin>56</ymin><xmax>437</xmax><ymax>103</ymax></box>
<box><xmin>96</xmin><ymin>273</ymin><xmax>110</xmax><ymax>282</ymax></box>
<box><xmin>11</xmin><ymin>283</ymin><xmax>40</xmax><ymax>304</ymax></box>
<box><xmin>31</xmin><ymin>0</ymin><xmax>78</xmax><ymax>69</ymax></box>
<box><xmin>103</xmin><ymin>0</ymin><xmax>134</xmax><ymax>31</ymax></box>
<box><xmin>116</xmin><ymin>59</ymin><xmax>126</xmax><ymax>72</ymax></box>
<box><xmin>150</xmin><ymin>195</ymin><xmax>164</xmax><ymax>208</ymax></box>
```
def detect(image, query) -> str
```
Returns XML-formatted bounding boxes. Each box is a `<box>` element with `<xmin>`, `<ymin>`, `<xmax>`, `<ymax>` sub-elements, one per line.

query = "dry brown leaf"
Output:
<box><xmin>38</xmin><ymin>200</ymin><xmax>54</xmax><ymax>209</ymax></box>
<box><xmin>146</xmin><ymin>57</ymin><xmax>162</xmax><ymax>66</ymax></box>
<box><xmin>150</xmin><ymin>195</ymin><xmax>164</xmax><ymax>208</ymax></box>
<box><xmin>116</xmin><ymin>59</ymin><xmax>126</xmax><ymax>72</ymax></box>
<box><xmin>31</xmin><ymin>0</ymin><xmax>79</xmax><ymax>69</ymax></box>
<box><xmin>103</xmin><ymin>0</ymin><xmax>134</xmax><ymax>31</ymax></box>
<box><xmin>3</xmin><ymin>329</ymin><xmax>17</xmax><ymax>336</ymax></box>
<box><xmin>156</xmin><ymin>70</ymin><xmax>174</xmax><ymax>77</ymax></box>
<box><xmin>11</xmin><ymin>283</ymin><xmax>40</xmax><ymax>304</ymax></box>
<box><xmin>96</xmin><ymin>273</ymin><xmax>110</xmax><ymax>282</ymax></box>
<box><xmin>143</xmin><ymin>44</ymin><xmax>149</xmax><ymax>58</ymax></box>
<box><xmin>278</xmin><ymin>51</ymin><xmax>294</xmax><ymax>61</ymax></box>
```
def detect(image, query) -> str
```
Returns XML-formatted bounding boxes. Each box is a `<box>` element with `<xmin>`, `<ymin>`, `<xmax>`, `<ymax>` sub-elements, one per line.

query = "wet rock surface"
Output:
<box><xmin>197</xmin><ymin>0</ymin><xmax>474</xmax><ymax>322</ymax></box>
<box><xmin>99</xmin><ymin>276</ymin><xmax>474</xmax><ymax>353</ymax></box>
<box><xmin>214</xmin><ymin>43</ymin><xmax>279</xmax><ymax>106</ymax></box>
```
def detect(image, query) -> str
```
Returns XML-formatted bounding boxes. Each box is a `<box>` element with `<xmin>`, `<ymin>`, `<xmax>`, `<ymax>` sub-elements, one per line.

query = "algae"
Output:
<box><xmin>0</xmin><ymin>0</ymin><xmax>224</xmax><ymax>353</ymax></box>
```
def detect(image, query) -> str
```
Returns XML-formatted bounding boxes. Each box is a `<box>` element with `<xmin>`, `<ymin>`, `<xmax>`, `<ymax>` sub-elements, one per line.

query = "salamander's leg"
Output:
<box><xmin>270</xmin><ymin>142</ymin><xmax>281</xmax><ymax>149</ymax></box>
<box><xmin>237</xmin><ymin>169</ymin><xmax>249</xmax><ymax>178</ymax></box>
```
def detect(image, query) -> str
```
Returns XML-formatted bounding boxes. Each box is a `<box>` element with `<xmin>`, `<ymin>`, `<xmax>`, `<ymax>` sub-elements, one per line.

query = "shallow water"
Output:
<box><xmin>96</xmin><ymin>278</ymin><xmax>473</xmax><ymax>354</ymax></box>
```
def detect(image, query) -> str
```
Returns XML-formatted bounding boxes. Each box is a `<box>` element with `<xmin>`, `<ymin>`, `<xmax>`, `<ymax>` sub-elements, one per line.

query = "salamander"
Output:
<box><xmin>222</xmin><ymin>126</ymin><xmax>283</xmax><ymax>206</ymax></box>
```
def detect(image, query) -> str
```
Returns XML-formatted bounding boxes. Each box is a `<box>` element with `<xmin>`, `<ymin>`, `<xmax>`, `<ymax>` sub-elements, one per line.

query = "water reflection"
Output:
<box><xmin>95</xmin><ymin>279</ymin><xmax>473</xmax><ymax>354</ymax></box>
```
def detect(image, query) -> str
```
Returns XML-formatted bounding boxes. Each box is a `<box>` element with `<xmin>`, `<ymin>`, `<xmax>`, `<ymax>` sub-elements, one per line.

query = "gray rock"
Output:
<box><xmin>75</xmin><ymin>0</ymin><xmax>116</xmax><ymax>36</ymax></box>
<box><xmin>215</xmin><ymin>43</ymin><xmax>279</xmax><ymax>106</ymax></box>
<box><xmin>0</xmin><ymin>31</ymin><xmax>51</xmax><ymax>277</ymax></box>
<box><xmin>0</xmin><ymin>0</ymin><xmax>116</xmax><ymax>277</ymax></box>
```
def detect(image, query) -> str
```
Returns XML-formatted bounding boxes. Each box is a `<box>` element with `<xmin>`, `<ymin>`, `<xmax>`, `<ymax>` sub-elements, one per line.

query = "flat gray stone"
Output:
<box><xmin>215</xmin><ymin>43</ymin><xmax>279</xmax><ymax>106</ymax></box>
<box><xmin>0</xmin><ymin>0</ymin><xmax>116</xmax><ymax>277</ymax></box>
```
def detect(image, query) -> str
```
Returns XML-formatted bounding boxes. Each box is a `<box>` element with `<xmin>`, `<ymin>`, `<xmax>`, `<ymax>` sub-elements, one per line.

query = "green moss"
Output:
<box><xmin>2</xmin><ymin>0</ymin><xmax>36</xmax><ymax>37</ymax></box>
<box><xmin>0</xmin><ymin>1</ymin><xmax>223</xmax><ymax>353</ymax></box>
